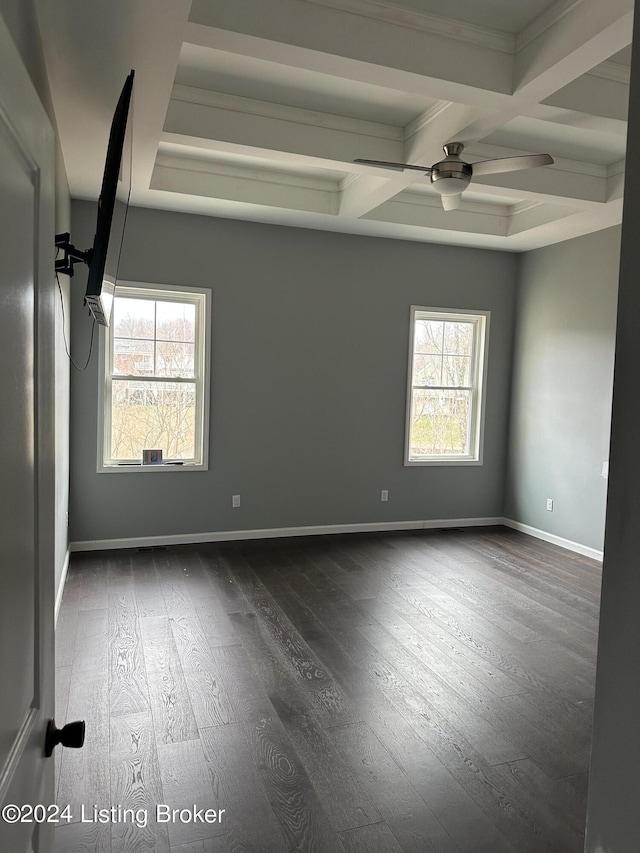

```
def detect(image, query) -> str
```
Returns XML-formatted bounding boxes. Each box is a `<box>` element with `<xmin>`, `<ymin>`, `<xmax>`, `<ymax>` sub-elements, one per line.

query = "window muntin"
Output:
<box><xmin>101</xmin><ymin>283</ymin><xmax>209</xmax><ymax>470</ymax></box>
<box><xmin>406</xmin><ymin>308</ymin><xmax>488</xmax><ymax>465</ymax></box>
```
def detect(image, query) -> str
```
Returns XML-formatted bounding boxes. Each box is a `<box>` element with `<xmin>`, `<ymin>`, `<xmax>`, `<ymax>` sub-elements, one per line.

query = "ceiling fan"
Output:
<box><xmin>354</xmin><ymin>142</ymin><xmax>553</xmax><ymax>210</ymax></box>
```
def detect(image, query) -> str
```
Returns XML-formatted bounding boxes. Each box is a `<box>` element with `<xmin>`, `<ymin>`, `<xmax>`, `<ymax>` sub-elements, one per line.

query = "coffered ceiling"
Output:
<box><xmin>36</xmin><ymin>0</ymin><xmax>633</xmax><ymax>250</ymax></box>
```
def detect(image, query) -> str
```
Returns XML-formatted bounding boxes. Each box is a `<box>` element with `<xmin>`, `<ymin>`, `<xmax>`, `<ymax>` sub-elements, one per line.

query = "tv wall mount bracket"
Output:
<box><xmin>55</xmin><ymin>232</ymin><xmax>93</xmax><ymax>277</ymax></box>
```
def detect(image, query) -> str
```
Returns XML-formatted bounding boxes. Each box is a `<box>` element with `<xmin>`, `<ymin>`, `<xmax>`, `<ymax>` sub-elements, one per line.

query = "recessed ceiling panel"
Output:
<box><xmin>611</xmin><ymin>45</ymin><xmax>632</xmax><ymax>66</ymax></box>
<box><xmin>177</xmin><ymin>43</ymin><xmax>436</xmax><ymax>126</ymax></box>
<box><xmin>482</xmin><ymin>116</ymin><xmax>627</xmax><ymax>166</ymax></box>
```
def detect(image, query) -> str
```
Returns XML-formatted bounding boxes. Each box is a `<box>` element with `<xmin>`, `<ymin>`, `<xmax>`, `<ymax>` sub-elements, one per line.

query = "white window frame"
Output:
<box><xmin>97</xmin><ymin>280</ymin><xmax>211</xmax><ymax>473</ymax></box>
<box><xmin>405</xmin><ymin>306</ymin><xmax>489</xmax><ymax>466</ymax></box>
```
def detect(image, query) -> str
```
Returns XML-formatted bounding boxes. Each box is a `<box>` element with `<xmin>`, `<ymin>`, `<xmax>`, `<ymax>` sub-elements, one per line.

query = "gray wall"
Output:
<box><xmin>69</xmin><ymin>203</ymin><xmax>517</xmax><ymax>544</ymax></box>
<box><xmin>1</xmin><ymin>0</ymin><xmax>71</xmax><ymax>602</ymax></box>
<box><xmin>504</xmin><ymin>226</ymin><xmax>620</xmax><ymax>552</ymax></box>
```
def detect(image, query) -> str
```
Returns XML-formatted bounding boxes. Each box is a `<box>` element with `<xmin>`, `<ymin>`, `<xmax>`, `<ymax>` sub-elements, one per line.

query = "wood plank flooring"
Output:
<box><xmin>53</xmin><ymin>527</ymin><xmax>600</xmax><ymax>853</ymax></box>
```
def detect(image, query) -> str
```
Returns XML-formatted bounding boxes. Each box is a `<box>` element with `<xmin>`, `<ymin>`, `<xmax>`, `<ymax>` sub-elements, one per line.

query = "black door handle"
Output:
<box><xmin>44</xmin><ymin>719</ymin><xmax>85</xmax><ymax>757</ymax></box>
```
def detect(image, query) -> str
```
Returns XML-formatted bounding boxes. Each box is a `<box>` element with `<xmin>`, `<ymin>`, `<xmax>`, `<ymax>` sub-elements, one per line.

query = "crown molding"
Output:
<box><xmin>299</xmin><ymin>0</ymin><xmax>514</xmax><ymax>53</ymax></box>
<box><xmin>510</xmin><ymin>199</ymin><xmax>543</xmax><ymax>216</ymax></box>
<box><xmin>587</xmin><ymin>60</ymin><xmax>631</xmax><ymax>85</ymax></box>
<box><xmin>516</xmin><ymin>0</ymin><xmax>584</xmax><ymax>52</ymax></box>
<box><xmin>339</xmin><ymin>172</ymin><xmax>362</xmax><ymax>191</ymax></box>
<box><xmin>403</xmin><ymin>100</ymin><xmax>451</xmax><ymax>142</ymax></box>
<box><xmin>171</xmin><ymin>83</ymin><xmax>403</xmax><ymax>141</ymax></box>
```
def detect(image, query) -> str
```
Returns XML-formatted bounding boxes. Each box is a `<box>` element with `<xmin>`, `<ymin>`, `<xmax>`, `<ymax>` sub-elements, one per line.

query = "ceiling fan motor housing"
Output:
<box><xmin>430</xmin><ymin>159</ymin><xmax>472</xmax><ymax>196</ymax></box>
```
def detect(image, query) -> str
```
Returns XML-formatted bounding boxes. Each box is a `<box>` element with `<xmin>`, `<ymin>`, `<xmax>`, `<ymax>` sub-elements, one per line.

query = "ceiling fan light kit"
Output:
<box><xmin>354</xmin><ymin>142</ymin><xmax>553</xmax><ymax>211</ymax></box>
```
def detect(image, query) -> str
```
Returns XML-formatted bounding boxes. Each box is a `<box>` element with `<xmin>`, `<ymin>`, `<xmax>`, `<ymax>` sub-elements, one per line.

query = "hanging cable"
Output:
<box><xmin>55</xmin><ymin>270</ymin><xmax>97</xmax><ymax>371</ymax></box>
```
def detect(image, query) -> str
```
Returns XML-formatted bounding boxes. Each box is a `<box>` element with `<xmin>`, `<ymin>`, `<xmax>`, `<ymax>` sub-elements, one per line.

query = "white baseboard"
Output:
<box><xmin>502</xmin><ymin>518</ymin><xmax>603</xmax><ymax>562</ymax></box>
<box><xmin>55</xmin><ymin>549</ymin><xmax>70</xmax><ymax>627</ymax></box>
<box><xmin>70</xmin><ymin>516</ymin><xmax>504</xmax><ymax>552</ymax></box>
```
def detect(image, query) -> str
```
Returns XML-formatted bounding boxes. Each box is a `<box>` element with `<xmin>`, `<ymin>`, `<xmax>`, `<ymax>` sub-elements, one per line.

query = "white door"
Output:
<box><xmin>0</xmin><ymin>13</ymin><xmax>57</xmax><ymax>853</ymax></box>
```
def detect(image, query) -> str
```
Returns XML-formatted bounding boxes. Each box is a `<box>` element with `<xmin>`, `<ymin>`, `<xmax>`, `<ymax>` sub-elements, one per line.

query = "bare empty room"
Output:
<box><xmin>1</xmin><ymin>0</ymin><xmax>640</xmax><ymax>851</ymax></box>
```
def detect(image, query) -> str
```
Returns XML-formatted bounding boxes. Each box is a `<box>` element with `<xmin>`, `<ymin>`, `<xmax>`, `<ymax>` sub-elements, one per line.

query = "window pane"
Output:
<box><xmin>113</xmin><ymin>297</ymin><xmax>155</xmax><ymax>339</ymax></box>
<box><xmin>412</xmin><ymin>353</ymin><xmax>442</xmax><ymax>386</ymax></box>
<box><xmin>409</xmin><ymin>389</ymin><xmax>470</xmax><ymax>456</ymax></box>
<box><xmin>113</xmin><ymin>338</ymin><xmax>154</xmax><ymax>376</ymax></box>
<box><xmin>414</xmin><ymin>320</ymin><xmax>444</xmax><ymax>354</ymax></box>
<box><xmin>156</xmin><ymin>341</ymin><xmax>195</xmax><ymax>377</ymax></box>
<box><xmin>443</xmin><ymin>321</ymin><xmax>474</xmax><ymax>355</ymax></box>
<box><xmin>110</xmin><ymin>380</ymin><xmax>196</xmax><ymax>460</ymax></box>
<box><xmin>441</xmin><ymin>355</ymin><xmax>471</xmax><ymax>387</ymax></box>
<box><xmin>156</xmin><ymin>301</ymin><xmax>196</xmax><ymax>342</ymax></box>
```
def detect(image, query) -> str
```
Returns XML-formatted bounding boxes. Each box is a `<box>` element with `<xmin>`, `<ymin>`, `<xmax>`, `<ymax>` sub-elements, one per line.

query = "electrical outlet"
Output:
<box><xmin>381</xmin><ymin>490</ymin><xmax>389</xmax><ymax>502</ymax></box>
<box><xmin>232</xmin><ymin>494</ymin><xmax>241</xmax><ymax>508</ymax></box>
<box><xmin>546</xmin><ymin>498</ymin><xmax>553</xmax><ymax>512</ymax></box>
<box><xmin>602</xmin><ymin>461</ymin><xmax>609</xmax><ymax>479</ymax></box>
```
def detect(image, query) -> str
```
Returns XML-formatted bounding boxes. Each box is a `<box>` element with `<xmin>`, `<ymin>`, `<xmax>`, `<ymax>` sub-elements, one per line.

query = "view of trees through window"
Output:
<box><xmin>109</xmin><ymin>296</ymin><xmax>197</xmax><ymax>460</ymax></box>
<box><xmin>409</xmin><ymin>318</ymin><xmax>475</xmax><ymax>457</ymax></box>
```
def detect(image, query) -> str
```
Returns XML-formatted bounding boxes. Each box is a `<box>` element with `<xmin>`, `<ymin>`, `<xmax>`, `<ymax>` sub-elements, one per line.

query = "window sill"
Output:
<box><xmin>98</xmin><ymin>462</ymin><xmax>208</xmax><ymax>473</ymax></box>
<box><xmin>405</xmin><ymin>457</ymin><xmax>483</xmax><ymax>466</ymax></box>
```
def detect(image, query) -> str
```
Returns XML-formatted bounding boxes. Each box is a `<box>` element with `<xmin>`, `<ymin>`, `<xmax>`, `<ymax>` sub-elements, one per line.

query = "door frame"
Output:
<box><xmin>0</xmin><ymin>10</ymin><xmax>57</xmax><ymax>853</ymax></box>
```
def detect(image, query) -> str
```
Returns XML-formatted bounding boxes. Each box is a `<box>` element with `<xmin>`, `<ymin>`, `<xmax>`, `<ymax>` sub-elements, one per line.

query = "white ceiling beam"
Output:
<box><xmin>339</xmin><ymin>173</ymin><xmax>412</xmax><ymax>217</ymax></box>
<box><xmin>504</xmin><ymin>197</ymin><xmax>624</xmax><ymax>250</ymax></box>
<box><xmin>514</xmin><ymin>0</ymin><xmax>633</xmax><ymax>101</ymax></box>
<box><xmin>403</xmin><ymin>102</ymin><xmax>486</xmax><ymax>165</ymax></box>
<box><xmin>507</xmin><ymin>202</ymin><xmax>578</xmax><ymax>236</ymax></box>
<box><xmin>151</xmin><ymin>154</ymin><xmax>339</xmax><ymax>214</ymax></box>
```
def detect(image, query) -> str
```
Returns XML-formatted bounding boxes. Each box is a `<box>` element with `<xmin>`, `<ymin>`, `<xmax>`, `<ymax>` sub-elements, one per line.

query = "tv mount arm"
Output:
<box><xmin>55</xmin><ymin>232</ymin><xmax>93</xmax><ymax>277</ymax></box>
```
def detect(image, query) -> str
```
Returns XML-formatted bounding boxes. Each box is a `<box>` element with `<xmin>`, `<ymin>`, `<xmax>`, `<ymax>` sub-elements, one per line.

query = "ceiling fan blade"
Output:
<box><xmin>354</xmin><ymin>158</ymin><xmax>432</xmax><ymax>174</ymax></box>
<box><xmin>471</xmin><ymin>153</ymin><xmax>553</xmax><ymax>177</ymax></box>
<box><xmin>441</xmin><ymin>193</ymin><xmax>462</xmax><ymax>211</ymax></box>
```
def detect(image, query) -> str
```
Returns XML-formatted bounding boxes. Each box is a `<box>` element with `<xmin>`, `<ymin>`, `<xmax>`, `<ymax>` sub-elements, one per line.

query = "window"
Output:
<box><xmin>99</xmin><ymin>282</ymin><xmax>210</xmax><ymax>471</ymax></box>
<box><xmin>405</xmin><ymin>307</ymin><xmax>489</xmax><ymax>465</ymax></box>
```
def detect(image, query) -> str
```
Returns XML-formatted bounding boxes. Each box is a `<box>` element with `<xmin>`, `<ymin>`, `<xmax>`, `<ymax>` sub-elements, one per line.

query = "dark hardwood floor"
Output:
<box><xmin>53</xmin><ymin>527</ymin><xmax>600</xmax><ymax>853</ymax></box>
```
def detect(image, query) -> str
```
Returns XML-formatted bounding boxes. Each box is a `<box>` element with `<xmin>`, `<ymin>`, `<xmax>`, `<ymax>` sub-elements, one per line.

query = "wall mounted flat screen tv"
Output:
<box><xmin>55</xmin><ymin>70</ymin><xmax>135</xmax><ymax>327</ymax></box>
